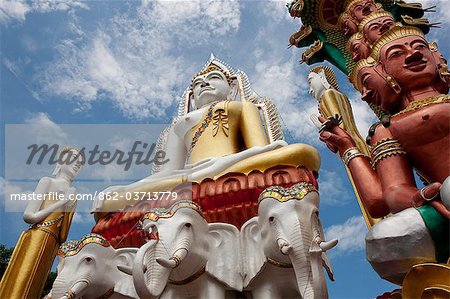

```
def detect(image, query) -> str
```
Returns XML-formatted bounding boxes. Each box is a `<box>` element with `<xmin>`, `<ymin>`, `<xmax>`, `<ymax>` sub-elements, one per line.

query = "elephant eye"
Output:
<box><xmin>269</xmin><ymin>216</ymin><xmax>275</xmax><ymax>222</ymax></box>
<box><xmin>85</xmin><ymin>257</ymin><xmax>93</xmax><ymax>263</ymax></box>
<box><xmin>184</xmin><ymin>223</ymin><xmax>192</xmax><ymax>228</ymax></box>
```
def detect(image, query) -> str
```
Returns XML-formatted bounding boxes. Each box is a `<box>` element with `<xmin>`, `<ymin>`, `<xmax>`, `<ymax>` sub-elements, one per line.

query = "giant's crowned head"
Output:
<box><xmin>371</xmin><ymin>26</ymin><xmax>444</xmax><ymax>94</ymax></box>
<box><xmin>350</xmin><ymin>58</ymin><xmax>401</xmax><ymax>113</ymax></box>
<box><xmin>345</xmin><ymin>0</ymin><xmax>381</xmax><ymax>22</ymax></box>
<box><xmin>339</xmin><ymin>12</ymin><xmax>358</xmax><ymax>37</ymax></box>
<box><xmin>191</xmin><ymin>65</ymin><xmax>233</xmax><ymax>109</ymax></box>
<box><xmin>358</xmin><ymin>11</ymin><xmax>396</xmax><ymax>45</ymax></box>
<box><xmin>347</xmin><ymin>32</ymin><xmax>371</xmax><ymax>62</ymax></box>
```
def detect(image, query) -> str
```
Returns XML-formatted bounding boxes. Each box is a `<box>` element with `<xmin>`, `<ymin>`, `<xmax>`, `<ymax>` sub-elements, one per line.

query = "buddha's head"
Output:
<box><xmin>350</xmin><ymin>58</ymin><xmax>400</xmax><ymax>113</ymax></box>
<box><xmin>345</xmin><ymin>0</ymin><xmax>380</xmax><ymax>22</ymax></box>
<box><xmin>339</xmin><ymin>12</ymin><xmax>358</xmax><ymax>37</ymax></box>
<box><xmin>347</xmin><ymin>32</ymin><xmax>371</xmax><ymax>62</ymax></box>
<box><xmin>191</xmin><ymin>66</ymin><xmax>233</xmax><ymax>109</ymax></box>
<box><xmin>359</xmin><ymin>11</ymin><xmax>395</xmax><ymax>45</ymax></box>
<box><xmin>53</xmin><ymin>148</ymin><xmax>84</xmax><ymax>180</ymax></box>
<box><xmin>308</xmin><ymin>66</ymin><xmax>339</xmax><ymax>101</ymax></box>
<box><xmin>372</xmin><ymin>26</ymin><xmax>442</xmax><ymax>93</ymax></box>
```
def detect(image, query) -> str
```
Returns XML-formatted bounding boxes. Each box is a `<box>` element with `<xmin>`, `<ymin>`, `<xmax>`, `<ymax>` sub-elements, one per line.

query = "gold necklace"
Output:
<box><xmin>394</xmin><ymin>94</ymin><xmax>450</xmax><ymax>116</ymax></box>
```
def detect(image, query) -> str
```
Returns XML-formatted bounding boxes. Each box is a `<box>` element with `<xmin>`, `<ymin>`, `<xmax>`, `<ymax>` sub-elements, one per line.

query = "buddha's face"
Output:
<box><xmin>380</xmin><ymin>36</ymin><xmax>439</xmax><ymax>91</ymax></box>
<box><xmin>308</xmin><ymin>71</ymin><xmax>327</xmax><ymax>100</ymax></box>
<box><xmin>363</xmin><ymin>16</ymin><xmax>395</xmax><ymax>44</ymax></box>
<box><xmin>350</xmin><ymin>38</ymin><xmax>371</xmax><ymax>62</ymax></box>
<box><xmin>192</xmin><ymin>70</ymin><xmax>231</xmax><ymax>109</ymax></box>
<box><xmin>58</xmin><ymin>150</ymin><xmax>83</xmax><ymax>179</ymax></box>
<box><xmin>349</xmin><ymin>0</ymin><xmax>378</xmax><ymax>22</ymax></box>
<box><xmin>340</xmin><ymin>15</ymin><xmax>358</xmax><ymax>37</ymax></box>
<box><xmin>358</xmin><ymin>63</ymin><xmax>400</xmax><ymax>112</ymax></box>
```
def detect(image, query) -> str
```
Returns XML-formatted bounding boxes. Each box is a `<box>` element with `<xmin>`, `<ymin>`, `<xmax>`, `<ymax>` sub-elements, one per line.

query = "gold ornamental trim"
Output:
<box><xmin>140</xmin><ymin>201</ymin><xmax>204</xmax><ymax>224</ymax></box>
<box><xmin>267</xmin><ymin>257</ymin><xmax>293</xmax><ymax>268</ymax></box>
<box><xmin>302</xmin><ymin>40</ymin><xmax>324</xmax><ymax>65</ymax></box>
<box><xmin>168</xmin><ymin>266</ymin><xmax>206</xmax><ymax>285</ymax></box>
<box><xmin>58</xmin><ymin>233</ymin><xmax>110</xmax><ymax>257</ymax></box>
<box><xmin>258</xmin><ymin>182</ymin><xmax>317</xmax><ymax>204</ymax></box>
<box><xmin>394</xmin><ymin>94</ymin><xmax>450</xmax><ymax>117</ymax></box>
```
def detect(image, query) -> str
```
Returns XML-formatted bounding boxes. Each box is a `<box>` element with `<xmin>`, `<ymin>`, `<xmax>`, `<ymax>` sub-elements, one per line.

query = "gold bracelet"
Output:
<box><xmin>341</xmin><ymin>147</ymin><xmax>364</xmax><ymax>166</ymax></box>
<box><xmin>370</xmin><ymin>138</ymin><xmax>406</xmax><ymax>169</ymax></box>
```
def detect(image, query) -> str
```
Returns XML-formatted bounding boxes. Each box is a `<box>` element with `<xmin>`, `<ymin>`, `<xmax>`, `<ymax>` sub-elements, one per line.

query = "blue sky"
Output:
<box><xmin>1</xmin><ymin>0</ymin><xmax>449</xmax><ymax>297</ymax></box>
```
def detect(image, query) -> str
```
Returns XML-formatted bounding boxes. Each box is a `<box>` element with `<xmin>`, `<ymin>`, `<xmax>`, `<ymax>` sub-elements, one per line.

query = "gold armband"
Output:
<box><xmin>370</xmin><ymin>138</ymin><xmax>406</xmax><ymax>169</ymax></box>
<box><xmin>341</xmin><ymin>147</ymin><xmax>366</xmax><ymax>166</ymax></box>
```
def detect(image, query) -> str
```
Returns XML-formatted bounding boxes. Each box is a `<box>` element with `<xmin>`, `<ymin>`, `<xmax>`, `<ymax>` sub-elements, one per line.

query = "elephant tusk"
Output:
<box><xmin>157</xmin><ymin>247</ymin><xmax>189</xmax><ymax>269</ymax></box>
<box><xmin>319</xmin><ymin>239</ymin><xmax>338</xmax><ymax>252</ymax></box>
<box><xmin>277</xmin><ymin>238</ymin><xmax>293</xmax><ymax>255</ymax></box>
<box><xmin>156</xmin><ymin>257</ymin><xmax>177</xmax><ymax>269</ymax></box>
<box><xmin>62</xmin><ymin>280</ymin><xmax>89</xmax><ymax>299</ymax></box>
<box><xmin>117</xmin><ymin>264</ymin><xmax>133</xmax><ymax>275</ymax></box>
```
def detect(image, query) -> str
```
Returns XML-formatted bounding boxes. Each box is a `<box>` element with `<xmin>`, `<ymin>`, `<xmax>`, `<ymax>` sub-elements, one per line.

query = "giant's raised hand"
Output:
<box><xmin>311</xmin><ymin>114</ymin><xmax>356</xmax><ymax>156</ymax></box>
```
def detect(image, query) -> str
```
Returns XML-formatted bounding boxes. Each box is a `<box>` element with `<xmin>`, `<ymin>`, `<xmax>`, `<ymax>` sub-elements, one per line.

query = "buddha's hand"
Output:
<box><xmin>310</xmin><ymin>114</ymin><xmax>356</xmax><ymax>156</ymax></box>
<box><xmin>413</xmin><ymin>182</ymin><xmax>450</xmax><ymax>219</ymax></box>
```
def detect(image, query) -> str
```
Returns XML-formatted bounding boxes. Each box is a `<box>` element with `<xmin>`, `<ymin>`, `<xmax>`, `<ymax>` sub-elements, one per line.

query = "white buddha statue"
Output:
<box><xmin>93</xmin><ymin>55</ymin><xmax>320</xmax><ymax>217</ymax></box>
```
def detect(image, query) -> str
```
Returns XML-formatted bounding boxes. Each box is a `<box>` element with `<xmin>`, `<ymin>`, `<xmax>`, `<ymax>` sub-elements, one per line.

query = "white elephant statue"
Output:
<box><xmin>49</xmin><ymin>233</ymin><xmax>138</xmax><ymax>299</ymax></box>
<box><xmin>241</xmin><ymin>183</ymin><xmax>337</xmax><ymax>299</ymax></box>
<box><xmin>126</xmin><ymin>200</ymin><xmax>242</xmax><ymax>299</ymax></box>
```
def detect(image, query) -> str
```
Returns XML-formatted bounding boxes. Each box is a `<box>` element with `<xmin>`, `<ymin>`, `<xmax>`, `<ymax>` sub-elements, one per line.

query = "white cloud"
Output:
<box><xmin>0</xmin><ymin>176</ymin><xmax>32</xmax><ymax>212</ymax></box>
<box><xmin>0</xmin><ymin>0</ymin><xmax>30</xmax><ymax>24</ymax></box>
<box><xmin>30</xmin><ymin>0</ymin><xmax>88</xmax><ymax>13</ymax></box>
<box><xmin>262</xmin><ymin>0</ymin><xmax>291</xmax><ymax>23</ymax></box>
<box><xmin>250</xmin><ymin>53</ymin><xmax>322</xmax><ymax>144</ymax></box>
<box><xmin>318</xmin><ymin>169</ymin><xmax>352</xmax><ymax>205</ymax></box>
<box><xmin>0</xmin><ymin>0</ymin><xmax>87</xmax><ymax>25</ymax></box>
<box><xmin>25</xmin><ymin>112</ymin><xmax>68</xmax><ymax>145</ymax></box>
<box><xmin>420</xmin><ymin>0</ymin><xmax>450</xmax><ymax>25</ymax></box>
<box><xmin>325</xmin><ymin>216</ymin><xmax>368</xmax><ymax>256</ymax></box>
<box><xmin>38</xmin><ymin>0</ymin><xmax>241</xmax><ymax>120</ymax></box>
<box><xmin>72</xmin><ymin>212</ymin><xmax>94</xmax><ymax>225</ymax></box>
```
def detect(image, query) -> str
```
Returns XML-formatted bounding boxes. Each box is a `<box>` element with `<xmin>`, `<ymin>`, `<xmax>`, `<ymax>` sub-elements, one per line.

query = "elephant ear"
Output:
<box><xmin>240</xmin><ymin>217</ymin><xmax>266</xmax><ymax>288</ymax></box>
<box><xmin>114</xmin><ymin>248</ymin><xmax>139</xmax><ymax>298</ymax></box>
<box><xmin>206</xmin><ymin>223</ymin><xmax>242</xmax><ymax>291</ymax></box>
<box><xmin>317</xmin><ymin>216</ymin><xmax>335</xmax><ymax>281</ymax></box>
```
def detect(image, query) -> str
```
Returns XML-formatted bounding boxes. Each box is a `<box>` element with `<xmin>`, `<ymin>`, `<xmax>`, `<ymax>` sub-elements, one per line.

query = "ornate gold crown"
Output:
<box><xmin>349</xmin><ymin>57</ymin><xmax>377</xmax><ymax>91</ymax></box>
<box><xmin>347</xmin><ymin>32</ymin><xmax>364</xmax><ymax>52</ymax></box>
<box><xmin>191</xmin><ymin>64</ymin><xmax>234</xmax><ymax>87</ymax></box>
<box><xmin>309</xmin><ymin>65</ymin><xmax>340</xmax><ymax>91</ymax></box>
<box><xmin>57</xmin><ymin>233</ymin><xmax>110</xmax><ymax>257</ymax></box>
<box><xmin>371</xmin><ymin>26</ymin><xmax>425</xmax><ymax>60</ymax></box>
<box><xmin>140</xmin><ymin>201</ymin><xmax>204</xmax><ymax>225</ymax></box>
<box><xmin>358</xmin><ymin>11</ymin><xmax>394</xmax><ymax>32</ymax></box>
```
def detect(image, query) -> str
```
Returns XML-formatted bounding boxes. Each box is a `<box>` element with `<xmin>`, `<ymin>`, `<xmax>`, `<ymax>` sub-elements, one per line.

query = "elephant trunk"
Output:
<box><xmin>133</xmin><ymin>239</ymin><xmax>170</xmax><ymax>299</ymax></box>
<box><xmin>51</xmin><ymin>277</ymin><xmax>89</xmax><ymax>299</ymax></box>
<box><xmin>289</xmin><ymin>220</ymin><xmax>315</xmax><ymax>299</ymax></box>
